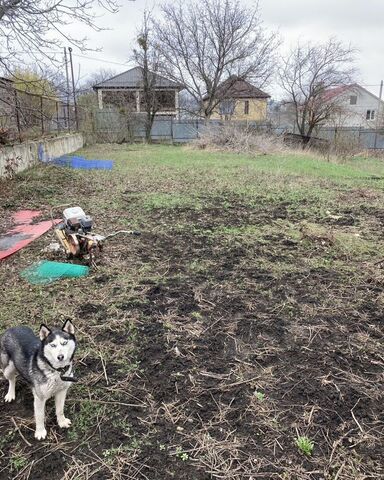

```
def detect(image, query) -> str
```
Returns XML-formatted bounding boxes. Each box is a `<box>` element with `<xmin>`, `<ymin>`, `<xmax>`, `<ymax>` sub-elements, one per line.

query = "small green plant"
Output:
<box><xmin>295</xmin><ymin>436</ymin><xmax>314</xmax><ymax>456</ymax></box>
<box><xmin>175</xmin><ymin>446</ymin><xmax>189</xmax><ymax>461</ymax></box>
<box><xmin>102</xmin><ymin>441</ymin><xmax>142</xmax><ymax>464</ymax></box>
<box><xmin>10</xmin><ymin>454</ymin><xmax>28</xmax><ymax>472</ymax></box>
<box><xmin>0</xmin><ymin>430</ymin><xmax>15</xmax><ymax>450</ymax></box>
<box><xmin>159</xmin><ymin>443</ymin><xmax>166</xmax><ymax>451</ymax></box>
<box><xmin>254</xmin><ymin>391</ymin><xmax>265</xmax><ymax>401</ymax></box>
<box><xmin>112</xmin><ymin>417</ymin><xmax>131</xmax><ymax>436</ymax></box>
<box><xmin>68</xmin><ymin>401</ymin><xmax>104</xmax><ymax>441</ymax></box>
<box><xmin>103</xmin><ymin>446</ymin><xmax>124</xmax><ymax>459</ymax></box>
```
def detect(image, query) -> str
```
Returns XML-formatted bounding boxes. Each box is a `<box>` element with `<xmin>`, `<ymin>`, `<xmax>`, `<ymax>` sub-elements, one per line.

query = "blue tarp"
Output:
<box><xmin>52</xmin><ymin>155</ymin><xmax>114</xmax><ymax>170</ymax></box>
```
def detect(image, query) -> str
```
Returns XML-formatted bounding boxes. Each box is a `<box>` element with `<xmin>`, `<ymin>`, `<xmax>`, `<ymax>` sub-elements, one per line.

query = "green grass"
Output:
<box><xmin>67</xmin><ymin>401</ymin><xmax>105</xmax><ymax>441</ymax></box>
<box><xmin>79</xmin><ymin>144</ymin><xmax>384</xmax><ymax>184</ymax></box>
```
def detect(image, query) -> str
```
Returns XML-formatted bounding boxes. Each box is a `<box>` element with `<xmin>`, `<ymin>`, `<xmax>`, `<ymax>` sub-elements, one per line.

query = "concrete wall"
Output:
<box><xmin>0</xmin><ymin>133</ymin><xmax>84</xmax><ymax>177</ymax></box>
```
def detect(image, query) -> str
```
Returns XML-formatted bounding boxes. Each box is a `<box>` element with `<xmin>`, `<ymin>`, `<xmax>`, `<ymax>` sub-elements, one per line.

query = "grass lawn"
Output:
<box><xmin>0</xmin><ymin>144</ymin><xmax>383</xmax><ymax>479</ymax></box>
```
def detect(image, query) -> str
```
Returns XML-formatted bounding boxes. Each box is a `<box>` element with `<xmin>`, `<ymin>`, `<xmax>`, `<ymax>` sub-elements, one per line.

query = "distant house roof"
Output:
<box><xmin>204</xmin><ymin>76</ymin><xmax>270</xmax><ymax>101</ymax></box>
<box><xmin>322</xmin><ymin>83</ymin><xmax>384</xmax><ymax>104</ymax></box>
<box><xmin>93</xmin><ymin>66</ymin><xmax>184</xmax><ymax>90</ymax></box>
<box><xmin>322</xmin><ymin>84</ymin><xmax>357</xmax><ymax>102</ymax></box>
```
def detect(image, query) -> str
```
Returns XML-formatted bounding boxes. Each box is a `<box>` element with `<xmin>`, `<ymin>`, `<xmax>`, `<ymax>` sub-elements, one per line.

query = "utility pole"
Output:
<box><xmin>64</xmin><ymin>47</ymin><xmax>71</xmax><ymax>131</ymax></box>
<box><xmin>68</xmin><ymin>47</ymin><xmax>79</xmax><ymax>131</ymax></box>
<box><xmin>374</xmin><ymin>80</ymin><xmax>383</xmax><ymax>150</ymax></box>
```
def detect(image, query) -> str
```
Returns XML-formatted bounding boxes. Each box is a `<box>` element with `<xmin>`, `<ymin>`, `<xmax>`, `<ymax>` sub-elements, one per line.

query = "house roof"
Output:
<box><xmin>323</xmin><ymin>83</ymin><xmax>384</xmax><ymax>104</ymax></box>
<box><xmin>93</xmin><ymin>66</ymin><xmax>184</xmax><ymax>90</ymax></box>
<box><xmin>322</xmin><ymin>84</ymin><xmax>357</xmax><ymax>102</ymax></box>
<box><xmin>204</xmin><ymin>76</ymin><xmax>270</xmax><ymax>100</ymax></box>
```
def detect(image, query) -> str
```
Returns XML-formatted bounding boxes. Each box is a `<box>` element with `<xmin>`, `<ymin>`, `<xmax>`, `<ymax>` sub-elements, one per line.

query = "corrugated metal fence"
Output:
<box><xmin>94</xmin><ymin>110</ymin><xmax>202</xmax><ymax>143</ymax></box>
<box><xmin>93</xmin><ymin>109</ymin><xmax>384</xmax><ymax>149</ymax></box>
<box><xmin>314</xmin><ymin>126</ymin><xmax>384</xmax><ymax>150</ymax></box>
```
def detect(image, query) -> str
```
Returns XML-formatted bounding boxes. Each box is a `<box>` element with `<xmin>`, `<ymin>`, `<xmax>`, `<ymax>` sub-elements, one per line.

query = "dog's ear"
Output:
<box><xmin>62</xmin><ymin>319</ymin><xmax>75</xmax><ymax>335</ymax></box>
<box><xmin>39</xmin><ymin>324</ymin><xmax>51</xmax><ymax>341</ymax></box>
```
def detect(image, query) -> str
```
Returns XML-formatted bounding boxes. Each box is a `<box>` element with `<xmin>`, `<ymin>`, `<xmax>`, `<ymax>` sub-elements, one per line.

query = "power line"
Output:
<box><xmin>0</xmin><ymin>51</ymin><xmax>130</xmax><ymax>67</ymax></box>
<box><xmin>70</xmin><ymin>53</ymin><xmax>130</xmax><ymax>67</ymax></box>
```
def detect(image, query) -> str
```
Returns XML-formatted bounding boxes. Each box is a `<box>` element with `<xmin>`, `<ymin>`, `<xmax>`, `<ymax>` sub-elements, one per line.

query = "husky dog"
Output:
<box><xmin>0</xmin><ymin>320</ymin><xmax>77</xmax><ymax>440</ymax></box>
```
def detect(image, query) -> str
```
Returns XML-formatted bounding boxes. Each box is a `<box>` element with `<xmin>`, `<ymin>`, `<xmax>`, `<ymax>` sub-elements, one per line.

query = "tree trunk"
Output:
<box><xmin>145</xmin><ymin>115</ymin><xmax>152</xmax><ymax>143</ymax></box>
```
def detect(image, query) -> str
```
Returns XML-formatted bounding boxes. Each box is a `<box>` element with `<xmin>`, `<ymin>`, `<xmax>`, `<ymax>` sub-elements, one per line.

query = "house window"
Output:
<box><xmin>350</xmin><ymin>95</ymin><xmax>357</xmax><ymax>105</ymax></box>
<box><xmin>244</xmin><ymin>100</ymin><xmax>249</xmax><ymax>115</ymax></box>
<box><xmin>366</xmin><ymin>110</ymin><xmax>375</xmax><ymax>120</ymax></box>
<box><xmin>219</xmin><ymin>99</ymin><xmax>235</xmax><ymax>116</ymax></box>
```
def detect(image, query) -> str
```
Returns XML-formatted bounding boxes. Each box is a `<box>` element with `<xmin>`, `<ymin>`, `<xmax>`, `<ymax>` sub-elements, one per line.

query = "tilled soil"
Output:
<box><xmin>0</xmin><ymin>158</ymin><xmax>383</xmax><ymax>480</ymax></box>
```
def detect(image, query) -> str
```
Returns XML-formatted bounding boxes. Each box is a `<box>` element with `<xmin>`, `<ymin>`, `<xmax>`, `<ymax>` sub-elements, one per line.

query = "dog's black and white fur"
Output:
<box><xmin>0</xmin><ymin>320</ymin><xmax>76</xmax><ymax>440</ymax></box>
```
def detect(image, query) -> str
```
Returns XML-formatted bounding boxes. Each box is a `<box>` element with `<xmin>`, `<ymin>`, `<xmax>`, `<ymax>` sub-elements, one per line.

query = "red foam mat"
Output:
<box><xmin>0</xmin><ymin>210</ymin><xmax>59</xmax><ymax>260</ymax></box>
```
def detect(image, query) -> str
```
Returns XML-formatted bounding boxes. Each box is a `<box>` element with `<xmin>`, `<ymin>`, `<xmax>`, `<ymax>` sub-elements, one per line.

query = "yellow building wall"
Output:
<box><xmin>210</xmin><ymin>98</ymin><xmax>268</xmax><ymax>121</ymax></box>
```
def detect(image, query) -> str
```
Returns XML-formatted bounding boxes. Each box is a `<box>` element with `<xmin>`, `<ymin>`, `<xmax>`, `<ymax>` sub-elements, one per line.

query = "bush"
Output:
<box><xmin>0</xmin><ymin>126</ymin><xmax>11</xmax><ymax>145</ymax></box>
<box><xmin>192</xmin><ymin>122</ymin><xmax>287</xmax><ymax>155</ymax></box>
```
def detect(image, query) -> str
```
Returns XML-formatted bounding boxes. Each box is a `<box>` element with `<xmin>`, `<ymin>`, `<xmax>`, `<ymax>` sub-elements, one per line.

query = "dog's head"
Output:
<box><xmin>39</xmin><ymin>320</ymin><xmax>76</xmax><ymax>369</ymax></box>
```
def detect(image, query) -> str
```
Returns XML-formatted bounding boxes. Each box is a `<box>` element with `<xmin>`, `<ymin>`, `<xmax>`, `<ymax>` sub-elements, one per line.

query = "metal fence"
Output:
<box><xmin>2</xmin><ymin>83</ymin><xmax>384</xmax><ymax>151</ymax></box>
<box><xmin>314</xmin><ymin>126</ymin><xmax>384</xmax><ymax>150</ymax></box>
<box><xmin>92</xmin><ymin>109</ymin><xmax>384</xmax><ymax>150</ymax></box>
<box><xmin>0</xmin><ymin>81</ymin><xmax>77</xmax><ymax>144</ymax></box>
<box><xmin>92</xmin><ymin>109</ymin><xmax>199</xmax><ymax>143</ymax></box>
<box><xmin>93</xmin><ymin>109</ymin><xmax>276</xmax><ymax>143</ymax></box>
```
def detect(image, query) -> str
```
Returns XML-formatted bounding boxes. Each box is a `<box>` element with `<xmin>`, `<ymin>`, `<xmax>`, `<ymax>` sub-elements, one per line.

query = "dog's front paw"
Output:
<box><xmin>34</xmin><ymin>428</ymin><xmax>47</xmax><ymax>440</ymax></box>
<box><xmin>58</xmin><ymin>417</ymin><xmax>71</xmax><ymax>429</ymax></box>
<box><xmin>4</xmin><ymin>392</ymin><xmax>15</xmax><ymax>403</ymax></box>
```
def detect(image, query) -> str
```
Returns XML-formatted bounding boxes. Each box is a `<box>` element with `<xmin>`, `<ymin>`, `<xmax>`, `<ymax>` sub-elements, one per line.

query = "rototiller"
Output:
<box><xmin>53</xmin><ymin>206</ymin><xmax>140</xmax><ymax>266</ymax></box>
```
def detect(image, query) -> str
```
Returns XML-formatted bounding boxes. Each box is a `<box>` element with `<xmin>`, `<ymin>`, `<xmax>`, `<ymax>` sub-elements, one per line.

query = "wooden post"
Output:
<box><xmin>14</xmin><ymin>89</ymin><xmax>22</xmax><ymax>143</ymax></box>
<box><xmin>40</xmin><ymin>96</ymin><xmax>44</xmax><ymax>135</ymax></box>
<box><xmin>90</xmin><ymin>109</ymin><xmax>95</xmax><ymax>134</ymax></box>
<box><xmin>56</xmin><ymin>101</ymin><xmax>60</xmax><ymax>133</ymax></box>
<box><xmin>175</xmin><ymin>89</ymin><xmax>179</xmax><ymax>119</ymax></box>
<box><xmin>64</xmin><ymin>47</ymin><xmax>71</xmax><ymax>129</ymax></box>
<box><xmin>374</xmin><ymin>80</ymin><xmax>383</xmax><ymax>150</ymax></box>
<box><xmin>68</xmin><ymin>47</ymin><xmax>79</xmax><ymax>130</ymax></box>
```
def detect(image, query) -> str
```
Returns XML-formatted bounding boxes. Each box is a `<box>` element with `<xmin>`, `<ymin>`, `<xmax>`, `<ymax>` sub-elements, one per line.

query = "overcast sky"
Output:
<box><xmin>67</xmin><ymin>0</ymin><xmax>383</xmax><ymax>99</ymax></box>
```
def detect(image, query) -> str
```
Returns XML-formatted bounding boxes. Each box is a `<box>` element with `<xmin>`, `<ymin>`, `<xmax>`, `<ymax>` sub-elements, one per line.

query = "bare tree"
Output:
<box><xmin>80</xmin><ymin>68</ymin><xmax>118</xmax><ymax>95</ymax></box>
<box><xmin>154</xmin><ymin>0</ymin><xmax>279</xmax><ymax>119</ymax></box>
<box><xmin>133</xmin><ymin>11</ymin><xmax>162</xmax><ymax>143</ymax></box>
<box><xmin>278</xmin><ymin>38</ymin><xmax>357</xmax><ymax>139</ymax></box>
<box><xmin>0</xmin><ymin>0</ymin><xmax>125</xmax><ymax>72</ymax></box>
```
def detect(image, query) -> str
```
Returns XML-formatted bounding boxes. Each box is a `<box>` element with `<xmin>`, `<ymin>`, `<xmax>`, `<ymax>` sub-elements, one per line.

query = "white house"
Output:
<box><xmin>269</xmin><ymin>84</ymin><xmax>384</xmax><ymax>131</ymax></box>
<box><xmin>323</xmin><ymin>84</ymin><xmax>384</xmax><ymax>128</ymax></box>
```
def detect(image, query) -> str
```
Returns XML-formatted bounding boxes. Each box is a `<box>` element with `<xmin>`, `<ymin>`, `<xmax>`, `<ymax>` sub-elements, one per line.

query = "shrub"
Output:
<box><xmin>0</xmin><ymin>126</ymin><xmax>11</xmax><ymax>145</ymax></box>
<box><xmin>192</xmin><ymin>122</ymin><xmax>287</xmax><ymax>156</ymax></box>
